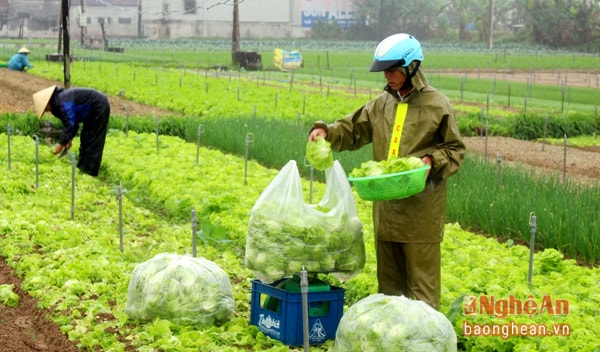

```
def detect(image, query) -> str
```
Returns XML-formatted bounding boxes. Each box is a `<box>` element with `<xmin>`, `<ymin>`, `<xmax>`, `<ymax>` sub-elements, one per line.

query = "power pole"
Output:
<box><xmin>57</xmin><ymin>11</ymin><xmax>62</xmax><ymax>53</ymax></box>
<box><xmin>80</xmin><ymin>0</ymin><xmax>87</xmax><ymax>47</ymax></box>
<box><xmin>62</xmin><ymin>0</ymin><xmax>71</xmax><ymax>88</ymax></box>
<box><xmin>101</xmin><ymin>20</ymin><xmax>108</xmax><ymax>51</ymax></box>
<box><xmin>232</xmin><ymin>0</ymin><xmax>240</xmax><ymax>67</ymax></box>
<box><xmin>487</xmin><ymin>0</ymin><xmax>494</xmax><ymax>50</ymax></box>
<box><xmin>137</xmin><ymin>0</ymin><xmax>143</xmax><ymax>38</ymax></box>
<box><xmin>379</xmin><ymin>0</ymin><xmax>384</xmax><ymax>39</ymax></box>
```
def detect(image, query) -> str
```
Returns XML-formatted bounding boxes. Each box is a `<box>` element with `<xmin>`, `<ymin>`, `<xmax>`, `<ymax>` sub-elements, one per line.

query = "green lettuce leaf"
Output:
<box><xmin>306</xmin><ymin>136</ymin><xmax>334</xmax><ymax>170</ymax></box>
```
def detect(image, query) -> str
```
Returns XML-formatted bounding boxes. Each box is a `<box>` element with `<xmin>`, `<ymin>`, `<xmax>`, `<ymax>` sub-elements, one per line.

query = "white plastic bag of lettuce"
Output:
<box><xmin>125</xmin><ymin>253</ymin><xmax>234</xmax><ymax>326</ymax></box>
<box><xmin>245</xmin><ymin>160</ymin><xmax>365</xmax><ymax>283</ymax></box>
<box><xmin>333</xmin><ymin>294</ymin><xmax>457</xmax><ymax>352</ymax></box>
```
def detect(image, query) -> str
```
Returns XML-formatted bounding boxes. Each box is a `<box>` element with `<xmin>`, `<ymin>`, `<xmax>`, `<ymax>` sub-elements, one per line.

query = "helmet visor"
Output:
<box><xmin>369</xmin><ymin>59</ymin><xmax>405</xmax><ymax>72</ymax></box>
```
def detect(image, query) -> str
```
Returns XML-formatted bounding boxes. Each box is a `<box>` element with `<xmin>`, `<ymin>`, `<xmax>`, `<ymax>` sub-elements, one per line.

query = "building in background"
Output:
<box><xmin>71</xmin><ymin>0</ymin><xmax>139</xmax><ymax>47</ymax></box>
<box><xmin>1</xmin><ymin>0</ymin><xmax>61</xmax><ymax>39</ymax></box>
<box><xmin>0</xmin><ymin>0</ymin><xmax>357</xmax><ymax>40</ymax></box>
<box><xmin>141</xmin><ymin>0</ymin><xmax>301</xmax><ymax>39</ymax></box>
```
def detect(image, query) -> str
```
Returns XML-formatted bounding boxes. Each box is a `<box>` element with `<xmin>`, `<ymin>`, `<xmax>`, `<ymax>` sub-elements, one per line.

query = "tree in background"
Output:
<box><xmin>527</xmin><ymin>0</ymin><xmax>600</xmax><ymax>49</ymax></box>
<box><xmin>352</xmin><ymin>0</ymin><xmax>443</xmax><ymax>40</ymax></box>
<box><xmin>310</xmin><ymin>20</ymin><xmax>344</xmax><ymax>40</ymax></box>
<box><xmin>347</xmin><ymin>0</ymin><xmax>600</xmax><ymax>50</ymax></box>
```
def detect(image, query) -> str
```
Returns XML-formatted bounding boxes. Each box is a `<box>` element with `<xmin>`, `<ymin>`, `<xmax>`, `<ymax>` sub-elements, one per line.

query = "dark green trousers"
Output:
<box><xmin>375</xmin><ymin>241</ymin><xmax>441</xmax><ymax>310</ymax></box>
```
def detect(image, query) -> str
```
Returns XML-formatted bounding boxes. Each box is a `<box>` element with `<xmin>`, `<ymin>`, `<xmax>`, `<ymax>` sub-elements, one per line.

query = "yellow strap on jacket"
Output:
<box><xmin>387</xmin><ymin>103</ymin><xmax>408</xmax><ymax>159</ymax></box>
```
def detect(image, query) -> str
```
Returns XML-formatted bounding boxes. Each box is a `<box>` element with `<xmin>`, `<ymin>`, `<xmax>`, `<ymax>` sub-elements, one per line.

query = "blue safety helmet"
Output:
<box><xmin>370</xmin><ymin>33</ymin><xmax>424</xmax><ymax>72</ymax></box>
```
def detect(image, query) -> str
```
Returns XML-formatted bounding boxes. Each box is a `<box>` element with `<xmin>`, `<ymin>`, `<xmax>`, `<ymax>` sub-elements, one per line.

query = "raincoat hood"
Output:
<box><xmin>409</xmin><ymin>62</ymin><xmax>428</xmax><ymax>92</ymax></box>
<box><xmin>384</xmin><ymin>61</ymin><xmax>429</xmax><ymax>96</ymax></box>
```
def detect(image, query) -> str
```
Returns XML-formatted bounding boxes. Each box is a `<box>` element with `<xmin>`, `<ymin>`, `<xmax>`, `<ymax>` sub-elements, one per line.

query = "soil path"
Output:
<box><xmin>0</xmin><ymin>68</ymin><xmax>598</xmax><ymax>351</ymax></box>
<box><xmin>0</xmin><ymin>69</ymin><xmax>182</xmax><ymax>118</ymax></box>
<box><xmin>429</xmin><ymin>68</ymin><xmax>600</xmax><ymax>90</ymax></box>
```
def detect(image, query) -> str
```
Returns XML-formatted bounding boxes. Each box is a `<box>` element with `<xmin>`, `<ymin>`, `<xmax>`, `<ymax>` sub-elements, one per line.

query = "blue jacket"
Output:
<box><xmin>49</xmin><ymin>87</ymin><xmax>110</xmax><ymax>145</ymax></box>
<box><xmin>7</xmin><ymin>53</ymin><xmax>33</xmax><ymax>71</ymax></box>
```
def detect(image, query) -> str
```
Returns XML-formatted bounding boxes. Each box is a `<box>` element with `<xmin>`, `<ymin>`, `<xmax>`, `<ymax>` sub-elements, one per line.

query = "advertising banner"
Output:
<box><xmin>301</xmin><ymin>0</ymin><xmax>356</xmax><ymax>28</ymax></box>
<box><xmin>274</xmin><ymin>48</ymin><xmax>303</xmax><ymax>70</ymax></box>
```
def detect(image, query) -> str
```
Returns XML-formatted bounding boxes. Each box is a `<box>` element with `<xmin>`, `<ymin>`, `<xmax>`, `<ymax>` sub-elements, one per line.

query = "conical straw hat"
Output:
<box><xmin>32</xmin><ymin>85</ymin><xmax>57</xmax><ymax>118</ymax></box>
<box><xmin>18</xmin><ymin>47</ymin><xmax>30</xmax><ymax>54</ymax></box>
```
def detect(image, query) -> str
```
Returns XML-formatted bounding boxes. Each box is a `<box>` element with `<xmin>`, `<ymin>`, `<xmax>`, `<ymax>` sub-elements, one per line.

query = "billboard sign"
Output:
<box><xmin>301</xmin><ymin>0</ymin><xmax>356</xmax><ymax>28</ymax></box>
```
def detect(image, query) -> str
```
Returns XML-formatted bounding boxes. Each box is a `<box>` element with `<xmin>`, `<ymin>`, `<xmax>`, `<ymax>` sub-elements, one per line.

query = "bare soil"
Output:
<box><xmin>0</xmin><ymin>69</ymin><xmax>183</xmax><ymax>118</ymax></box>
<box><xmin>429</xmin><ymin>68</ymin><xmax>600</xmax><ymax>90</ymax></box>
<box><xmin>0</xmin><ymin>68</ymin><xmax>598</xmax><ymax>351</ymax></box>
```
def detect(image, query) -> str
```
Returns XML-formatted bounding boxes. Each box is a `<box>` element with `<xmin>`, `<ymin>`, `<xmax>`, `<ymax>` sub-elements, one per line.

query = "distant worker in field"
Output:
<box><xmin>8</xmin><ymin>47</ymin><xmax>34</xmax><ymax>71</ymax></box>
<box><xmin>308</xmin><ymin>33</ymin><xmax>465</xmax><ymax>310</ymax></box>
<box><xmin>32</xmin><ymin>85</ymin><xmax>111</xmax><ymax>177</ymax></box>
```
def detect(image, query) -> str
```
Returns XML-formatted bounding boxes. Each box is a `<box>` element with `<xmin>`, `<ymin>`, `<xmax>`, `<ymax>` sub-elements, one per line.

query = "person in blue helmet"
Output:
<box><xmin>32</xmin><ymin>85</ymin><xmax>111</xmax><ymax>177</ymax></box>
<box><xmin>308</xmin><ymin>33</ymin><xmax>465</xmax><ymax>310</ymax></box>
<box><xmin>7</xmin><ymin>47</ymin><xmax>34</xmax><ymax>71</ymax></box>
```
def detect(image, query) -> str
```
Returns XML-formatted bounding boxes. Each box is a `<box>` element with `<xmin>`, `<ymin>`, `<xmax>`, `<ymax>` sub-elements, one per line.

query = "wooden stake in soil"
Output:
<box><xmin>244</xmin><ymin>133</ymin><xmax>254</xmax><ymax>185</ymax></box>
<box><xmin>155</xmin><ymin>115</ymin><xmax>159</xmax><ymax>153</ymax></box>
<box><xmin>125</xmin><ymin>105</ymin><xmax>130</xmax><ymax>137</ymax></box>
<box><xmin>480</xmin><ymin>108</ymin><xmax>484</xmax><ymax>137</ymax></box>
<box><xmin>118</xmin><ymin>183</ymin><xmax>124</xmax><ymax>252</ymax></box>
<box><xmin>561</xmin><ymin>84</ymin><xmax>565</xmax><ymax>113</ymax></box>
<box><xmin>496</xmin><ymin>152</ymin><xmax>502</xmax><ymax>187</ymax></box>
<box><xmin>6</xmin><ymin>124</ymin><xmax>11</xmax><ymax>170</ymax></box>
<box><xmin>303</xmin><ymin>156</ymin><xmax>314</xmax><ymax>204</ymax></box>
<box><xmin>542</xmin><ymin>113</ymin><xmax>549</xmax><ymax>151</ymax></box>
<box><xmin>192</xmin><ymin>208</ymin><xmax>198</xmax><ymax>258</ymax></box>
<box><xmin>71</xmin><ymin>153</ymin><xmax>76</xmax><ymax>220</ymax></box>
<box><xmin>484</xmin><ymin>121</ymin><xmax>489</xmax><ymax>164</ymax></box>
<box><xmin>303</xmin><ymin>95</ymin><xmax>306</xmax><ymax>115</ymax></box>
<box><xmin>528</xmin><ymin>212</ymin><xmax>537</xmax><ymax>289</ymax></box>
<box><xmin>595</xmin><ymin>104</ymin><xmax>598</xmax><ymax>139</ymax></box>
<box><xmin>196</xmin><ymin>124</ymin><xmax>204</xmax><ymax>166</ymax></box>
<box><xmin>319</xmin><ymin>69</ymin><xmax>323</xmax><ymax>92</ymax></box>
<box><xmin>34</xmin><ymin>135</ymin><xmax>39</xmax><ymax>188</ymax></box>
<box><xmin>563</xmin><ymin>133</ymin><xmax>567</xmax><ymax>183</ymax></box>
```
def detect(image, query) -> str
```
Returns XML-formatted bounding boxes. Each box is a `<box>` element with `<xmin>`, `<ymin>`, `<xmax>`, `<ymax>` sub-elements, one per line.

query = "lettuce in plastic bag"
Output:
<box><xmin>245</xmin><ymin>160</ymin><xmax>365</xmax><ymax>283</ymax></box>
<box><xmin>125</xmin><ymin>253</ymin><xmax>234</xmax><ymax>326</ymax></box>
<box><xmin>333</xmin><ymin>294</ymin><xmax>457</xmax><ymax>352</ymax></box>
<box><xmin>306</xmin><ymin>136</ymin><xmax>334</xmax><ymax>170</ymax></box>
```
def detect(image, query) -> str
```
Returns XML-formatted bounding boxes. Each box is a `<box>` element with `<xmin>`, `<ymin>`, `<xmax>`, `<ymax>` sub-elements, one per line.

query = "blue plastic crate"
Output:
<box><xmin>250</xmin><ymin>279</ymin><xmax>344</xmax><ymax>346</ymax></box>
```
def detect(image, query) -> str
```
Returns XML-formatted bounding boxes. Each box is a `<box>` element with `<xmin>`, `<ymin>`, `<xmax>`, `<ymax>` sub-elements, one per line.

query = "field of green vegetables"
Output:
<box><xmin>1</xmin><ymin>39</ymin><xmax>599</xmax><ymax>351</ymax></box>
<box><xmin>1</xmin><ymin>133</ymin><xmax>599</xmax><ymax>351</ymax></box>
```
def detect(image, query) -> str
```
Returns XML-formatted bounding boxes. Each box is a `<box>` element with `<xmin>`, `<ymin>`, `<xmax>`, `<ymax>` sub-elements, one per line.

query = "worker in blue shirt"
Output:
<box><xmin>33</xmin><ymin>85</ymin><xmax>111</xmax><ymax>177</ymax></box>
<box><xmin>8</xmin><ymin>47</ymin><xmax>34</xmax><ymax>71</ymax></box>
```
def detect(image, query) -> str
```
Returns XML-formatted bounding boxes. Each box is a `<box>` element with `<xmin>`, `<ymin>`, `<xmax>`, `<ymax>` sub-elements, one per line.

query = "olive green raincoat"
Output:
<box><xmin>312</xmin><ymin>64</ymin><xmax>465</xmax><ymax>244</ymax></box>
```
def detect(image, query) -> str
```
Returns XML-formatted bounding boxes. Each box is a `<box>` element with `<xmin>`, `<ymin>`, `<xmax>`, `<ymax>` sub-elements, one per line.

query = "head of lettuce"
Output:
<box><xmin>306</xmin><ymin>136</ymin><xmax>334</xmax><ymax>170</ymax></box>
